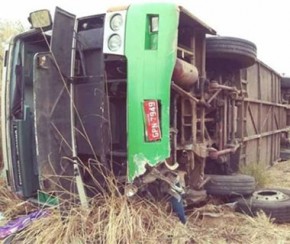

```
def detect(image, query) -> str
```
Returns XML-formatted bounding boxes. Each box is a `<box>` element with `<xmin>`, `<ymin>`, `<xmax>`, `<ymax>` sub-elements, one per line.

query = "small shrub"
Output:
<box><xmin>239</xmin><ymin>163</ymin><xmax>270</xmax><ymax>188</ymax></box>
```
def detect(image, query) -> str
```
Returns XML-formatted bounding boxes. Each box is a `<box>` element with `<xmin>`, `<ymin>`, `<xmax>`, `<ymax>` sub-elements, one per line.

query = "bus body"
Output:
<box><xmin>1</xmin><ymin>3</ymin><xmax>286</xmax><ymax>204</ymax></box>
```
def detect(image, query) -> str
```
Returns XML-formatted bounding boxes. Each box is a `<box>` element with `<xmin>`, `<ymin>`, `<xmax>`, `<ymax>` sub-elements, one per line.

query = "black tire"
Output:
<box><xmin>236</xmin><ymin>188</ymin><xmax>290</xmax><ymax>223</ymax></box>
<box><xmin>206</xmin><ymin>36</ymin><xmax>257</xmax><ymax>69</ymax></box>
<box><xmin>204</xmin><ymin>174</ymin><xmax>256</xmax><ymax>196</ymax></box>
<box><xmin>281</xmin><ymin>77</ymin><xmax>290</xmax><ymax>88</ymax></box>
<box><xmin>280</xmin><ymin>148</ymin><xmax>290</xmax><ymax>161</ymax></box>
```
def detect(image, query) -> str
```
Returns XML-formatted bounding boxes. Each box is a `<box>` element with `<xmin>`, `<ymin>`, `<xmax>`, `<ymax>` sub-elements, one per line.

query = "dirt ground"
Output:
<box><xmin>1</xmin><ymin>161</ymin><xmax>290</xmax><ymax>243</ymax></box>
<box><xmin>190</xmin><ymin>160</ymin><xmax>290</xmax><ymax>244</ymax></box>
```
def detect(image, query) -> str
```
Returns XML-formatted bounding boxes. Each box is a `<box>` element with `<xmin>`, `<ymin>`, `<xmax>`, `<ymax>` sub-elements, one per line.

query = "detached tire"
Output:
<box><xmin>280</xmin><ymin>148</ymin><xmax>290</xmax><ymax>161</ymax></box>
<box><xmin>236</xmin><ymin>188</ymin><xmax>290</xmax><ymax>223</ymax></box>
<box><xmin>204</xmin><ymin>174</ymin><xmax>256</xmax><ymax>196</ymax></box>
<box><xmin>206</xmin><ymin>36</ymin><xmax>257</xmax><ymax>69</ymax></box>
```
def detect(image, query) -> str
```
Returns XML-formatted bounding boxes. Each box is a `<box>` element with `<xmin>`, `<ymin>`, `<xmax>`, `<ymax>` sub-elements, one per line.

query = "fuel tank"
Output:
<box><xmin>172</xmin><ymin>58</ymin><xmax>198</xmax><ymax>90</ymax></box>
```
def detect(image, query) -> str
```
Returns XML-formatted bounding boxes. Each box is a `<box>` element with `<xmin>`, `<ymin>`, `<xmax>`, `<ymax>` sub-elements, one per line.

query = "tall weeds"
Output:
<box><xmin>239</xmin><ymin>163</ymin><xmax>270</xmax><ymax>188</ymax></box>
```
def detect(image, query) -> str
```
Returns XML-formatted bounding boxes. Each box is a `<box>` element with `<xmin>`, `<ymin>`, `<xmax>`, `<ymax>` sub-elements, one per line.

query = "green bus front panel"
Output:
<box><xmin>125</xmin><ymin>3</ymin><xmax>179</xmax><ymax>181</ymax></box>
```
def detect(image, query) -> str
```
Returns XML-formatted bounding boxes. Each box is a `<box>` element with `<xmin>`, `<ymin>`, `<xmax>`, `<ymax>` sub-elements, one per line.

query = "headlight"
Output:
<box><xmin>108</xmin><ymin>34</ymin><xmax>122</xmax><ymax>51</ymax></box>
<box><xmin>110</xmin><ymin>14</ymin><xmax>123</xmax><ymax>31</ymax></box>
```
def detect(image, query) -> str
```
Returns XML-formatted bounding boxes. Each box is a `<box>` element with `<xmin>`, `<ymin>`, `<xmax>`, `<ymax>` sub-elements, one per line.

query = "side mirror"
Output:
<box><xmin>28</xmin><ymin>9</ymin><xmax>52</xmax><ymax>30</ymax></box>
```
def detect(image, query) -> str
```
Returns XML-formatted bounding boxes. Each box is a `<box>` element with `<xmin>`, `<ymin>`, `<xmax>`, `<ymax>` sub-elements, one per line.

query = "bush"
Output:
<box><xmin>239</xmin><ymin>163</ymin><xmax>270</xmax><ymax>188</ymax></box>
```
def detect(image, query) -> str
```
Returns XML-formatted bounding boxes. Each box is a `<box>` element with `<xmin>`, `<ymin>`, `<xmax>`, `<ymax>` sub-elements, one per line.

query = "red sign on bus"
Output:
<box><xmin>143</xmin><ymin>100</ymin><xmax>161</xmax><ymax>141</ymax></box>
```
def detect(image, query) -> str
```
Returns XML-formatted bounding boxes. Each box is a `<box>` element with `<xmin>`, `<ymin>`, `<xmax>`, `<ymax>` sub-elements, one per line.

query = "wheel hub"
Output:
<box><xmin>253</xmin><ymin>190</ymin><xmax>289</xmax><ymax>201</ymax></box>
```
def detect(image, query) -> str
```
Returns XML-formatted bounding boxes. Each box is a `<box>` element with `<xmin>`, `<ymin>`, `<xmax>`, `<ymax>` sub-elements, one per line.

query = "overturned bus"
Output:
<box><xmin>1</xmin><ymin>3</ymin><xmax>287</xmax><ymax>208</ymax></box>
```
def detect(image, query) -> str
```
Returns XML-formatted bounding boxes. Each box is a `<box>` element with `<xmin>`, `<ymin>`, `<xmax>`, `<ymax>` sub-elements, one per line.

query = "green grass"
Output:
<box><xmin>239</xmin><ymin>163</ymin><xmax>270</xmax><ymax>188</ymax></box>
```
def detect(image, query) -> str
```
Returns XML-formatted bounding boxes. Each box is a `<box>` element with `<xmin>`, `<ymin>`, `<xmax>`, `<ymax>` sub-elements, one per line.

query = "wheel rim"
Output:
<box><xmin>253</xmin><ymin>190</ymin><xmax>289</xmax><ymax>201</ymax></box>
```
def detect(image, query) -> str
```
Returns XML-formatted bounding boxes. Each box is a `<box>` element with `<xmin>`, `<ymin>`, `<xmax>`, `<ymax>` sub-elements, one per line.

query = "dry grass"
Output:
<box><xmin>265</xmin><ymin>160</ymin><xmax>290</xmax><ymax>188</ymax></box>
<box><xmin>238</xmin><ymin>212</ymin><xmax>290</xmax><ymax>243</ymax></box>
<box><xmin>13</xmin><ymin>196</ymin><xmax>199</xmax><ymax>244</ymax></box>
<box><xmin>239</xmin><ymin>162</ymin><xmax>270</xmax><ymax>188</ymax></box>
<box><xmin>1</xmin><ymin>161</ymin><xmax>290</xmax><ymax>243</ymax></box>
<box><xmin>0</xmin><ymin>178</ymin><xmax>36</xmax><ymax>219</ymax></box>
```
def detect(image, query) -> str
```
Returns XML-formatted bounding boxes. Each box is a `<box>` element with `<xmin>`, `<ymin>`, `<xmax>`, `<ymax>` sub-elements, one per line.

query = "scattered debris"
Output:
<box><xmin>0</xmin><ymin>210</ymin><xmax>49</xmax><ymax>240</ymax></box>
<box><xmin>170</xmin><ymin>196</ymin><xmax>187</xmax><ymax>224</ymax></box>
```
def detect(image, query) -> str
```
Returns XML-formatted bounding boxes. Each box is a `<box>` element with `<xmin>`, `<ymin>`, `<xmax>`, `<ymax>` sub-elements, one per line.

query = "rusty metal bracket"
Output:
<box><xmin>172</xmin><ymin>82</ymin><xmax>210</xmax><ymax>107</ymax></box>
<box><xmin>208</xmin><ymin>143</ymin><xmax>240</xmax><ymax>159</ymax></box>
<box><xmin>207</xmin><ymin>88</ymin><xmax>222</xmax><ymax>104</ymax></box>
<box><xmin>209</xmin><ymin>81</ymin><xmax>240</xmax><ymax>94</ymax></box>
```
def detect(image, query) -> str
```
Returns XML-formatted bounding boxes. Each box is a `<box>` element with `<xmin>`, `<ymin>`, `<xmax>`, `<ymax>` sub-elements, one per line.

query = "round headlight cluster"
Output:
<box><xmin>110</xmin><ymin>14</ymin><xmax>123</xmax><ymax>31</ymax></box>
<box><xmin>108</xmin><ymin>34</ymin><xmax>122</xmax><ymax>51</ymax></box>
<box><xmin>106</xmin><ymin>13</ymin><xmax>124</xmax><ymax>53</ymax></box>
